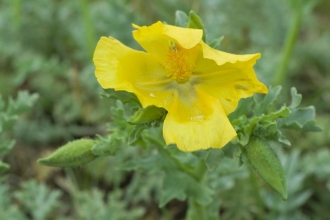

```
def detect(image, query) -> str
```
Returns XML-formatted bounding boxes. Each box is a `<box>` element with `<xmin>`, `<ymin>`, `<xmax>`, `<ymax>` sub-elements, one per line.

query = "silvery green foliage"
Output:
<box><xmin>0</xmin><ymin>178</ymin><xmax>27</xmax><ymax>220</ymax></box>
<box><xmin>73</xmin><ymin>189</ymin><xmax>145</xmax><ymax>220</ymax></box>
<box><xmin>14</xmin><ymin>180</ymin><xmax>62</xmax><ymax>220</ymax></box>
<box><xmin>0</xmin><ymin>91</ymin><xmax>38</xmax><ymax>173</ymax></box>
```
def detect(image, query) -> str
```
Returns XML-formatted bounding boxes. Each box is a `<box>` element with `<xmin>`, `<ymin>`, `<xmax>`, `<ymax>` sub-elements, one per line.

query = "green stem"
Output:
<box><xmin>146</xmin><ymin>134</ymin><xmax>210</xmax><ymax>219</ymax></box>
<box><xmin>188</xmin><ymin>199</ymin><xmax>209</xmax><ymax>220</ymax></box>
<box><xmin>146</xmin><ymin>134</ymin><xmax>196</xmax><ymax>178</ymax></box>
<box><xmin>11</xmin><ymin>0</ymin><xmax>21</xmax><ymax>29</ymax></box>
<box><xmin>273</xmin><ymin>8</ymin><xmax>302</xmax><ymax>85</ymax></box>
<box><xmin>186</xmin><ymin>161</ymin><xmax>209</xmax><ymax>220</ymax></box>
<box><xmin>194</xmin><ymin>158</ymin><xmax>208</xmax><ymax>181</ymax></box>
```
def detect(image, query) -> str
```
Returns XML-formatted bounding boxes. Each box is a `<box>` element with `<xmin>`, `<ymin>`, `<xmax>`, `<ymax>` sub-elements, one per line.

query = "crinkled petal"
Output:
<box><xmin>132</xmin><ymin>21</ymin><xmax>203</xmax><ymax>63</ymax></box>
<box><xmin>93</xmin><ymin>36</ymin><xmax>175</xmax><ymax>109</ymax></box>
<box><xmin>163</xmin><ymin>84</ymin><xmax>236</xmax><ymax>152</ymax></box>
<box><xmin>192</xmin><ymin>66</ymin><xmax>267</xmax><ymax>114</ymax></box>
<box><xmin>191</xmin><ymin>46</ymin><xmax>267</xmax><ymax>115</ymax></box>
<box><xmin>199</xmin><ymin>41</ymin><xmax>261</xmax><ymax>66</ymax></box>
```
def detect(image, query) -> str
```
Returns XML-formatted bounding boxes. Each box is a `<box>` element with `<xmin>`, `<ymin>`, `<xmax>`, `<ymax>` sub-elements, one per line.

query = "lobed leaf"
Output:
<box><xmin>278</xmin><ymin>106</ymin><xmax>322</xmax><ymax>131</ymax></box>
<box><xmin>289</xmin><ymin>87</ymin><xmax>302</xmax><ymax>108</ymax></box>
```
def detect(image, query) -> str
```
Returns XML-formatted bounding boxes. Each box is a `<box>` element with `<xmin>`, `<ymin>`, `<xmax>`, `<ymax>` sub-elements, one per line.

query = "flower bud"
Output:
<box><xmin>37</xmin><ymin>139</ymin><xmax>97</xmax><ymax>168</ymax></box>
<box><xmin>246</xmin><ymin>137</ymin><xmax>287</xmax><ymax>200</ymax></box>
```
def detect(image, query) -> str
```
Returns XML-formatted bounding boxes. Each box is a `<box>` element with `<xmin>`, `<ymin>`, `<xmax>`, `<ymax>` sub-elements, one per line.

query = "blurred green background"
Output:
<box><xmin>0</xmin><ymin>0</ymin><xmax>330</xmax><ymax>219</ymax></box>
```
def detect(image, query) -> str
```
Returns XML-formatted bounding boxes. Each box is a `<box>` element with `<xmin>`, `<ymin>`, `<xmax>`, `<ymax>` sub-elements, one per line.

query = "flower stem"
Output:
<box><xmin>248</xmin><ymin>166</ymin><xmax>265</xmax><ymax>219</ymax></box>
<box><xmin>11</xmin><ymin>0</ymin><xmax>21</xmax><ymax>29</ymax></box>
<box><xmin>273</xmin><ymin>8</ymin><xmax>302</xmax><ymax>85</ymax></box>
<box><xmin>145</xmin><ymin>134</ymin><xmax>195</xmax><ymax>178</ymax></box>
<box><xmin>146</xmin><ymin>133</ymin><xmax>211</xmax><ymax>219</ymax></box>
<box><xmin>186</xmin><ymin>161</ymin><xmax>210</xmax><ymax>220</ymax></box>
<box><xmin>187</xmin><ymin>199</ymin><xmax>209</xmax><ymax>220</ymax></box>
<box><xmin>193</xmin><ymin>158</ymin><xmax>208</xmax><ymax>181</ymax></box>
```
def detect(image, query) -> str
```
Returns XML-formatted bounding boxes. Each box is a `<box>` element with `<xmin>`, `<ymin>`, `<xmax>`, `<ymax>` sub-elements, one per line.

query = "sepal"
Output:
<box><xmin>127</xmin><ymin>105</ymin><xmax>166</xmax><ymax>125</ymax></box>
<box><xmin>174</xmin><ymin>10</ymin><xmax>206</xmax><ymax>41</ymax></box>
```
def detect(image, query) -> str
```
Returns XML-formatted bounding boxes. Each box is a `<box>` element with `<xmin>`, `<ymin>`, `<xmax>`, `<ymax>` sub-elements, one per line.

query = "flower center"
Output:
<box><xmin>164</xmin><ymin>40</ymin><xmax>193</xmax><ymax>83</ymax></box>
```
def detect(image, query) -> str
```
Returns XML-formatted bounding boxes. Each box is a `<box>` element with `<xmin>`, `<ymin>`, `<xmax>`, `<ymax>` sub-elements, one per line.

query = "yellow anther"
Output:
<box><xmin>164</xmin><ymin>40</ymin><xmax>193</xmax><ymax>83</ymax></box>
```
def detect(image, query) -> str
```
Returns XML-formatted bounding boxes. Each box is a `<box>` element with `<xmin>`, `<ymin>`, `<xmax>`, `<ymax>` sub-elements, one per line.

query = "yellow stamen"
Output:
<box><xmin>164</xmin><ymin>40</ymin><xmax>193</xmax><ymax>83</ymax></box>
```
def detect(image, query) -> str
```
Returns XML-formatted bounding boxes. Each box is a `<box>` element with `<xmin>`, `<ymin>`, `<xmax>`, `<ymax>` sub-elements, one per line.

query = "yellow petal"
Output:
<box><xmin>132</xmin><ymin>21</ymin><xmax>203</xmax><ymax>62</ymax></box>
<box><xmin>191</xmin><ymin>46</ymin><xmax>267</xmax><ymax>115</ymax></box>
<box><xmin>193</xmin><ymin>66</ymin><xmax>267</xmax><ymax>111</ymax></box>
<box><xmin>200</xmin><ymin>41</ymin><xmax>261</xmax><ymax>66</ymax></box>
<box><xmin>93</xmin><ymin>36</ymin><xmax>175</xmax><ymax>109</ymax></box>
<box><xmin>163</xmin><ymin>84</ymin><xmax>236</xmax><ymax>152</ymax></box>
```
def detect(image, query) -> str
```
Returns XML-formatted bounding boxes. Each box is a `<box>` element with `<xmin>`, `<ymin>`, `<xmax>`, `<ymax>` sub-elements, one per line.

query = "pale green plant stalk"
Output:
<box><xmin>80</xmin><ymin>0</ymin><xmax>96</xmax><ymax>58</ymax></box>
<box><xmin>273</xmin><ymin>7</ymin><xmax>302</xmax><ymax>85</ymax></box>
<box><xmin>11</xmin><ymin>0</ymin><xmax>21</xmax><ymax>29</ymax></box>
<box><xmin>188</xmin><ymin>199</ymin><xmax>209</xmax><ymax>220</ymax></box>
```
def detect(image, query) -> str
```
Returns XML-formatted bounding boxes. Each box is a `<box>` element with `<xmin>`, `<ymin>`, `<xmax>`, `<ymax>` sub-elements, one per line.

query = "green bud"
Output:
<box><xmin>37</xmin><ymin>139</ymin><xmax>97</xmax><ymax>168</ymax></box>
<box><xmin>127</xmin><ymin>105</ymin><xmax>166</xmax><ymax>125</ymax></box>
<box><xmin>245</xmin><ymin>137</ymin><xmax>287</xmax><ymax>200</ymax></box>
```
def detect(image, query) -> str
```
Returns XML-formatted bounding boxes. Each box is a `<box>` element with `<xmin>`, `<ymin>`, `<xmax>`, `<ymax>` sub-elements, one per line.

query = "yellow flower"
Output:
<box><xmin>93</xmin><ymin>21</ymin><xmax>268</xmax><ymax>152</ymax></box>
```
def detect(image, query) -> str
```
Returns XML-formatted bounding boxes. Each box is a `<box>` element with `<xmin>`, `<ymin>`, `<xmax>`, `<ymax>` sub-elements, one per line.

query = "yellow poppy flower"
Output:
<box><xmin>93</xmin><ymin>21</ymin><xmax>268</xmax><ymax>152</ymax></box>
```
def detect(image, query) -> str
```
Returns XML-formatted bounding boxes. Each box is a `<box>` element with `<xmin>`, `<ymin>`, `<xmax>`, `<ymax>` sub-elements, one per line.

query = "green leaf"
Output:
<box><xmin>37</xmin><ymin>139</ymin><xmax>97</xmax><ymax>167</ymax></box>
<box><xmin>279</xmin><ymin>106</ymin><xmax>322</xmax><ymax>131</ymax></box>
<box><xmin>159</xmin><ymin>170</ymin><xmax>213</xmax><ymax>207</ymax></box>
<box><xmin>261</xmin><ymin>106</ymin><xmax>291</xmax><ymax>121</ymax></box>
<box><xmin>160</xmin><ymin>171</ymin><xmax>187</xmax><ymax>206</ymax></box>
<box><xmin>289</xmin><ymin>87</ymin><xmax>302</xmax><ymax>108</ymax></box>
<box><xmin>6</xmin><ymin>91</ymin><xmax>39</xmax><ymax>116</ymax></box>
<box><xmin>14</xmin><ymin>180</ymin><xmax>62</xmax><ymax>220</ymax></box>
<box><xmin>120</xmin><ymin>152</ymin><xmax>176</xmax><ymax>173</ymax></box>
<box><xmin>187</xmin><ymin>11</ymin><xmax>206</xmax><ymax>41</ymax></box>
<box><xmin>252</xmin><ymin>107</ymin><xmax>291</xmax><ymax>138</ymax></box>
<box><xmin>277</xmin><ymin>133</ymin><xmax>291</xmax><ymax>146</ymax></box>
<box><xmin>208</xmin><ymin>36</ymin><xmax>224</xmax><ymax>49</ymax></box>
<box><xmin>253</xmin><ymin>86</ymin><xmax>282</xmax><ymax>116</ymax></box>
<box><xmin>0</xmin><ymin>91</ymin><xmax>38</xmax><ymax>132</ymax></box>
<box><xmin>74</xmin><ymin>189</ymin><xmax>144</xmax><ymax>220</ymax></box>
<box><xmin>175</xmin><ymin>10</ymin><xmax>189</xmax><ymax>27</ymax></box>
<box><xmin>245</xmin><ymin>137</ymin><xmax>287</xmax><ymax>200</ymax></box>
